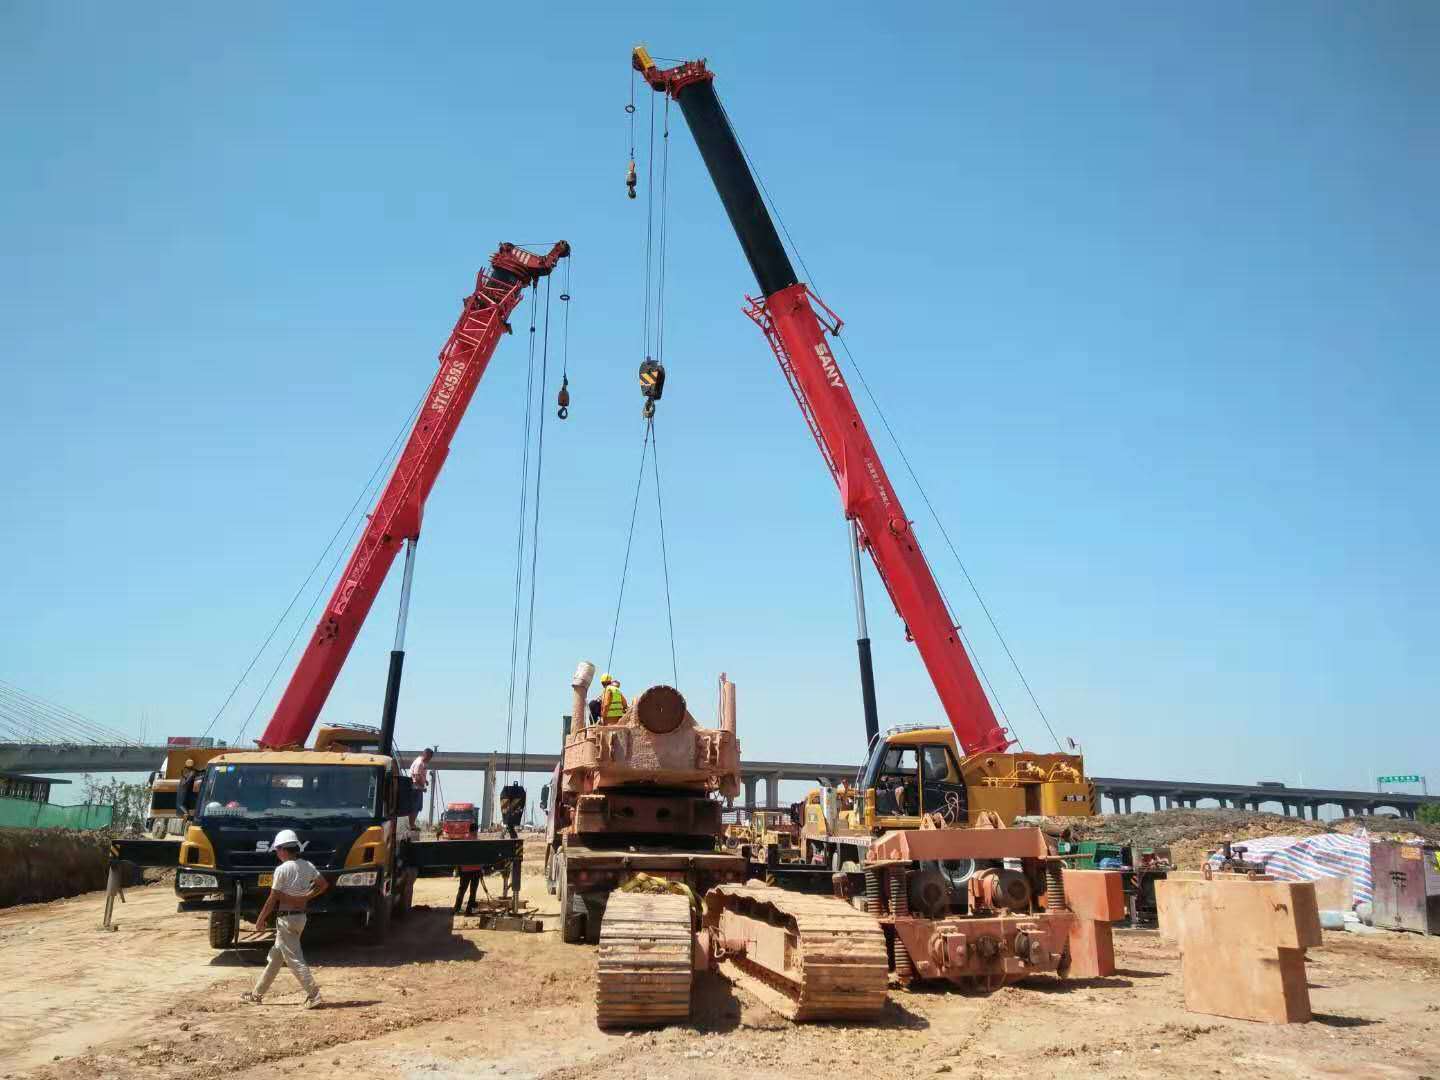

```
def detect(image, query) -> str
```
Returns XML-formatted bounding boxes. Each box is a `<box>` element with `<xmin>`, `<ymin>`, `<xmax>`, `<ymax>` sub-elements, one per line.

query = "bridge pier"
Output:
<box><xmin>766</xmin><ymin>771</ymin><xmax>782</xmax><ymax>809</ymax></box>
<box><xmin>743</xmin><ymin>776</ymin><xmax>758</xmax><ymax>813</ymax></box>
<box><xmin>481</xmin><ymin>757</ymin><xmax>496</xmax><ymax>829</ymax></box>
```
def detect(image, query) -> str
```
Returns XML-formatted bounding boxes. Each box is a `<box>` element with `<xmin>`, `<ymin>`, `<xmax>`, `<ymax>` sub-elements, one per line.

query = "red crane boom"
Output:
<box><xmin>633</xmin><ymin>51</ymin><xmax>1013</xmax><ymax>756</ymax></box>
<box><xmin>258</xmin><ymin>241</ymin><xmax>569</xmax><ymax>750</ymax></box>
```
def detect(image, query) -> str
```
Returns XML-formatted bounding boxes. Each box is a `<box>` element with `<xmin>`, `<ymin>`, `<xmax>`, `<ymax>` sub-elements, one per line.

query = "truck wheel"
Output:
<box><xmin>395</xmin><ymin>873</ymin><xmax>415</xmax><ymax>919</ymax></box>
<box><xmin>545</xmin><ymin>850</ymin><xmax>557</xmax><ymax>896</ymax></box>
<box><xmin>582</xmin><ymin>893</ymin><xmax>605</xmax><ymax>945</ymax></box>
<box><xmin>209</xmin><ymin>910</ymin><xmax>237</xmax><ymax>950</ymax></box>
<box><xmin>561</xmin><ymin>891</ymin><xmax>585</xmax><ymax>944</ymax></box>
<box><xmin>366</xmin><ymin>893</ymin><xmax>391</xmax><ymax>945</ymax></box>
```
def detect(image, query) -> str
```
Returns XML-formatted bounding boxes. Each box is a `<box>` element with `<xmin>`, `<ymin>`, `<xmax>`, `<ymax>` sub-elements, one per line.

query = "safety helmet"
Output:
<box><xmin>600</xmin><ymin>673</ymin><xmax>614</xmax><ymax>685</ymax></box>
<box><xmin>272</xmin><ymin>829</ymin><xmax>303</xmax><ymax>851</ymax></box>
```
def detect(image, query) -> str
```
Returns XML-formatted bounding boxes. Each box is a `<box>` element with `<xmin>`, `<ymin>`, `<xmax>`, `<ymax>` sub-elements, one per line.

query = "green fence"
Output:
<box><xmin>0</xmin><ymin>797</ymin><xmax>115</xmax><ymax>830</ymax></box>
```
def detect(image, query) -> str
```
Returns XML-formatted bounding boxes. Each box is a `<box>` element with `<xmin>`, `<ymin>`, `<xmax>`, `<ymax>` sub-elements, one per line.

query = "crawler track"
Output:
<box><xmin>595</xmin><ymin>891</ymin><xmax>694</xmax><ymax>1028</ymax></box>
<box><xmin>704</xmin><ymin>883</ymin><xmax>888</xmax><ymax>1021</ymax></box>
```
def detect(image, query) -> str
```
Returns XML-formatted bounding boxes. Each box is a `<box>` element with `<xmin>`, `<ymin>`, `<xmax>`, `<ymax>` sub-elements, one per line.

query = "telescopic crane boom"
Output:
<box><xmin>632</xmin><ymin>50</ymin><xmax>1011</xmax><ymax>756</ymax></box>
<box><xmin>258</xmin><ymin>241</ymin><xmax>569</xmax><ymax>751</ymax></box>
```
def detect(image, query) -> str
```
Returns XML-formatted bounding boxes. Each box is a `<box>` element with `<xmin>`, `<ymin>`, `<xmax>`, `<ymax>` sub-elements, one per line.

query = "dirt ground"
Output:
<box><xmin>2</xmin><ymin>866</ymin><xmax>1438</xmax><ymax>1080</ymax></box>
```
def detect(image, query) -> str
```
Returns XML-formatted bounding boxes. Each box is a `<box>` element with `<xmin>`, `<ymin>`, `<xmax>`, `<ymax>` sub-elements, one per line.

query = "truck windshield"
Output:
<box><xmin>199</xmin><ymin>764</ymin><xmax>382</xmax><ymax>822</ymax></box>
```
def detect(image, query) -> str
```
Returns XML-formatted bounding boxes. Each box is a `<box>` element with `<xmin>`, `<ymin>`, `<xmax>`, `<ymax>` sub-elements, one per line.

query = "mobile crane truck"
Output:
<box><xmin>630</xmin><ymin>48</ymin><xmax>1094</xmax><ymax>877</ymax></box>
<box><xmin>114</xmin><ymin>242</ymin><xmax>568</xmax><ymax>947</ymax></box>
<box><xmin>597</xmin><ymin>47</ymin><xmax>1122</xmax><ymax>1018</ymax></box>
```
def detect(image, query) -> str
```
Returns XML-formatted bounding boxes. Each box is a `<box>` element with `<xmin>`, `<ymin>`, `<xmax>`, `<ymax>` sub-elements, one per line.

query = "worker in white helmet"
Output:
<box><xmin>241</xmin><ymin>829</ymin><xmax>328</xmax><ymax>1008</ymax></box>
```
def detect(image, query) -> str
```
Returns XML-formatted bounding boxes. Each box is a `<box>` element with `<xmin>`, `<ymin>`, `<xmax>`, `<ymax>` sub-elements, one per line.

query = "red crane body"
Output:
<box><xmin>635</xmin><ymin>52</ymin><xmax>1012</xmax><ymax>756</ymax></box>
<box><xmin>258</xmin><ymin>241</ymin><xmax>569</xmax><ymax>750</ymax></box>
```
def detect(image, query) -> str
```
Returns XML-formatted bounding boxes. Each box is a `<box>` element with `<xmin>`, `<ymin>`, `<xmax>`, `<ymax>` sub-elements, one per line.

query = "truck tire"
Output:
<box><xmin>209</xmin><ymin>910</ymin><xmax>237</xmax><ymax>950</ymax></box>
<box><xmin>582</xmin><ymin>893</ymin><xmax>605</xmax><ymax>945</ymax></box>
<box><xmin>395</xmin><ymin>873</ymin><xmax>414</xmax><ymax>919</ymax></box>
<box><xmin>561</xmin><ymin>891</ymin><xmax>585</xmax><ymax>944</ymax></box>
<box><xmin>366</xmin><ymin>892</ymin><xmax>391</xmax><ymax>945</ymax></box>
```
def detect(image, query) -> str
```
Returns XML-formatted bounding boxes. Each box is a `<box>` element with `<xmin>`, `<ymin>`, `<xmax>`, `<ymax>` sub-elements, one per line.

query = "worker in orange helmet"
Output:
<box><xmin>598</xmin><ymin>673</ymin><xmax>628</xmax><ymax>724</ymax></box>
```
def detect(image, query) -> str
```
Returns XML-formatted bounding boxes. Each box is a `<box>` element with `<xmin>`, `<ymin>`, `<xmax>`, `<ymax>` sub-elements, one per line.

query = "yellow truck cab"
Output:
<box><xmin>135</xmin><ymin>725</ymin><xmax>517</xmax><ymax>950</ymax></box>
<box><xmin>173</xmin><ymin>748</ymin><xmax>412</xmax><ymax>947</ymax></box>
<box><xmin>801</xmin><ymin>725</ymin><xmax>1095</xmax><ymax>869</ymax></box>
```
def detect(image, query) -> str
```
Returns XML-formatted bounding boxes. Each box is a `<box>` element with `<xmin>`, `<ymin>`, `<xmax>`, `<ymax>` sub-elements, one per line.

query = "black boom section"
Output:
<box><xmin>674</xmin><ymin>79</ymin><xmax>798</xmax><ymax>298</ymax></box>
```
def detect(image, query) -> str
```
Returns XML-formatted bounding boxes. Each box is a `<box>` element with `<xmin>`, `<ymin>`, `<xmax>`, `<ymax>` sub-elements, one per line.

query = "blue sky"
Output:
<box><xmin>3</xmin><ymin>2</ymin><xmax>1436</xmax><ymax>810</ymax></box>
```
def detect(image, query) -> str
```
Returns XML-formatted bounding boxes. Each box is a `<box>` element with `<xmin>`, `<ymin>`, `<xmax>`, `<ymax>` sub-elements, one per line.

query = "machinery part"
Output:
<box><xmin>639</xmin><ymin>357</ymin><xmax>666</xmax><ymax>416</ymax></box>
<box><xmin>557</xmin><ymin>374</ymin><xmax>571</xmax><ymax>419</ymax></box>
<box><xmin>582</xmin><ymin>893</ymin><xmax>606</xmax><ymax>945</ymax></box>
<box><xmin>596</xmin><ymin>891</ymin><xmax>693</xmax><ymax>1028</ymax></box>
<box><xmin>208</xmin><ymin>910</ymin><xmax>237</xmax><ymax>950</ymax></box>
<box><xmin>907</xmin><ymin>867</ymin><xmax>951</xmax><ymax>920</ymax></box>
<box><xmin>1045</xmin><ymin>861</ymin><xmax>1067</xmax><ymax>910</ymax></box>
<box><xmin>562</xmin><ymin>894</ymin><xmax>585</xmax><ymax>944</ymax></box>
<box><xmin>366</xmin><ymin>892</ymin><xmax>391</xmax><ymax>945</ymax></box>
<box><xmin>631</xmin><ymin>684</ymin><xmax>686</xmax><ymax>735</ymax></box>
<box><xmin>973</xmin><ymin>868</ymin><xmax>1031</xmax><ymax>912</ymax></box>
<box><xmin>887</xmin><ymin>871</ymin><xmax>917</xmax><ymax>981</ymax></box>
<box><xmin>1012</xmin><ymin>930</ymin><xmax>1049</xmax><ymax>967</ymax></box>
<box><xmin>863</xmin><ymin>867</ymin><xmax>881</xmax><ymax>916</ymax></box>
<box><xmin>704</xmin><ymin>883</ymin><xmax>888</xmax><ymax>1021</ymax></box>
<box><xmin>499</xmin><ymin>782</ymin><xmax>526</xmax><ymax>831</ymax></box>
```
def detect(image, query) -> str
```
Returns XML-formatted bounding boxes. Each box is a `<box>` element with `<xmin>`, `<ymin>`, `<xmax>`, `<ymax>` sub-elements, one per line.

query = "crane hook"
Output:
<box><xmin>556</xmin><ymin>374</ymin><xmax>570</xmax><ymax>420</ymax></box>
<box><xmin>626</xmin><ymin>159</ymin><xmax>638</xmax><ymax>200</ymax></box>
<box><xmin>639</xmin><ymin>357</ymin><xmax>665</xmax><ymax>417</ymax></box>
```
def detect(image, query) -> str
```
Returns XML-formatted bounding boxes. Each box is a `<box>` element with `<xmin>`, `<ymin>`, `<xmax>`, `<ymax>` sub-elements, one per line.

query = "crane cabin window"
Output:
<box><xmin>872</xmin><ymin>747</ymin><xmax>920</xmax><ymax>817</ymax></box>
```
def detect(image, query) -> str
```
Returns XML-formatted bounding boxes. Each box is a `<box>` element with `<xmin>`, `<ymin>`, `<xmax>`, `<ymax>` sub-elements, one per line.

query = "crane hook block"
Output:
<box><xmin>626</xmin><ymin>159</ymin><xmax>638</xmax><ymax>200</ymax></box>
<box><xmin>639</xmin><ymin>357</ymin><xmax>665</xmax><ymax>417</ymax></box>
<box><xmin>557</xmin><ymin>374</ymin><xmax>570</xmax><ymax>420</ymax></box>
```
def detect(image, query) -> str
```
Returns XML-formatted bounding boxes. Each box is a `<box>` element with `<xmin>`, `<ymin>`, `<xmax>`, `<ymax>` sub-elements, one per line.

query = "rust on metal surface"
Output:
<box><xmin>702</xmin><ymin>884</ymin><xmax>888</xmax><ymax>1021</ymax></box>
<box><xmin>597</xmin><ymin>891</ymin><xmax>695</xmax><ymax>1027</ymax></box>
<box><xmin>868</xmin><ymin>826</ymin><xmax>1052</xmax><ymax>863</ymax></box>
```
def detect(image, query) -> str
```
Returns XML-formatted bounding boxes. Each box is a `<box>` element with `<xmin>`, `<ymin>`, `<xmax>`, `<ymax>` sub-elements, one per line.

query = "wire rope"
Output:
<box><xmin>716</xmin><ymin>100</ymin><xmax>1059</xmax><ymax>750</ymax></box>
<box><xmin>200</xmin><ymin>391</ymin><xmax>423</xmax><ymax>742</ymax></box>
<box><xmin>517</xmin><ymin>277</ymin><xmax>554</xmax><ymax>778</ymax></box>
<box><xmin>649</xmin><ymin>420</ymin><xmax>679</xmax><ymax>686</ymax></box>
<box><xmin>503</xmin><ymin>287</ymin><xmax>541</xmax><ymax>783</ymax></box>
<box><xmin>606</xmin><ymin>422</ymin><xmax>653</xmax><ymax>673</ymax></box>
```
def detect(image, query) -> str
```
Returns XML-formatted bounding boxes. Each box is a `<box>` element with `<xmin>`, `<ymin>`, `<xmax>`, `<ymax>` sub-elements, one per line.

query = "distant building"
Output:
<box><xmin>0</xmin><ymin>771</ymin><xmax>70</xmax><ymax>804</ymax></box>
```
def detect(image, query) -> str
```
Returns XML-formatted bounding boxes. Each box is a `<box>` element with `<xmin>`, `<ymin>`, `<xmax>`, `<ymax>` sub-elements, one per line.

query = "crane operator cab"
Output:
<box><xmin>800</xmin><ymin>725</ymin><xmax>1095</xmax><ymax>869</ymax></box>
<box><xmin>866</xmin><ymin>739</ymin><xmax>969</xmax><ymax>825</ymax></box>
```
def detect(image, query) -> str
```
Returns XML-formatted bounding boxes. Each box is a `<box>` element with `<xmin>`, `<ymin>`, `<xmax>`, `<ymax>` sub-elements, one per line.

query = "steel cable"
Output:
<box><xmin>606</xmin><ymin>422</ymin><xmax>654</xmax><ymax>673</ymax></box>
<box><xmin>716</xmin><ymin>99</ymin><xmax>1057</xmax><ymax>750</ymax></box>
<box><xmin>503</xmin><ymin>287</ymin><xmax>541</xmax><ymax>783</ymax></box>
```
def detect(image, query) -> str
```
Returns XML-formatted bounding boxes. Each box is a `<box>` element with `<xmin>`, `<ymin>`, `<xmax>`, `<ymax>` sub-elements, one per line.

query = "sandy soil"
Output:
<box><xmin>2</xmin><ymin>870</ymin><xmax>1438</xmax><ymax>1080</ymax></box>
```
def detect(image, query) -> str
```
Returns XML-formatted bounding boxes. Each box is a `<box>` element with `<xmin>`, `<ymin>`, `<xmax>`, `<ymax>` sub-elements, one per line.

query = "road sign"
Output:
<box><xmin>1377</xmin><ymin>775</ymin><xmax>1422</xmax><ymax>784</ymax></box>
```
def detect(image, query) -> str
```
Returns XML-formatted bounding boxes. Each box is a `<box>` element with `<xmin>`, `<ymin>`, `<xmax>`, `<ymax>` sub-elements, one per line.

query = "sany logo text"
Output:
<box><xmin>814</xmin><ymin>342</ymin><xmax>843</xmax><ymax>389</ymax></box>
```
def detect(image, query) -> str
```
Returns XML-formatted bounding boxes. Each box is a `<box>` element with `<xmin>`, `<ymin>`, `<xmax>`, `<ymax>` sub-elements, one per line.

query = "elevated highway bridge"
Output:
<box><xmin>4</xmin><ymin>741</ymin><xmax>1432</xmax><ymax>830</ymax></box>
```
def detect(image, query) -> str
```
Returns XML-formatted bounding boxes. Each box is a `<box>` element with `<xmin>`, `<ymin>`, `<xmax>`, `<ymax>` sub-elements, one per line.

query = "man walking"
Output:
<box><xmin>242</xmin><ymin>829</ymin><xmax>327</xmax><ymax>1008</ymax></box>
